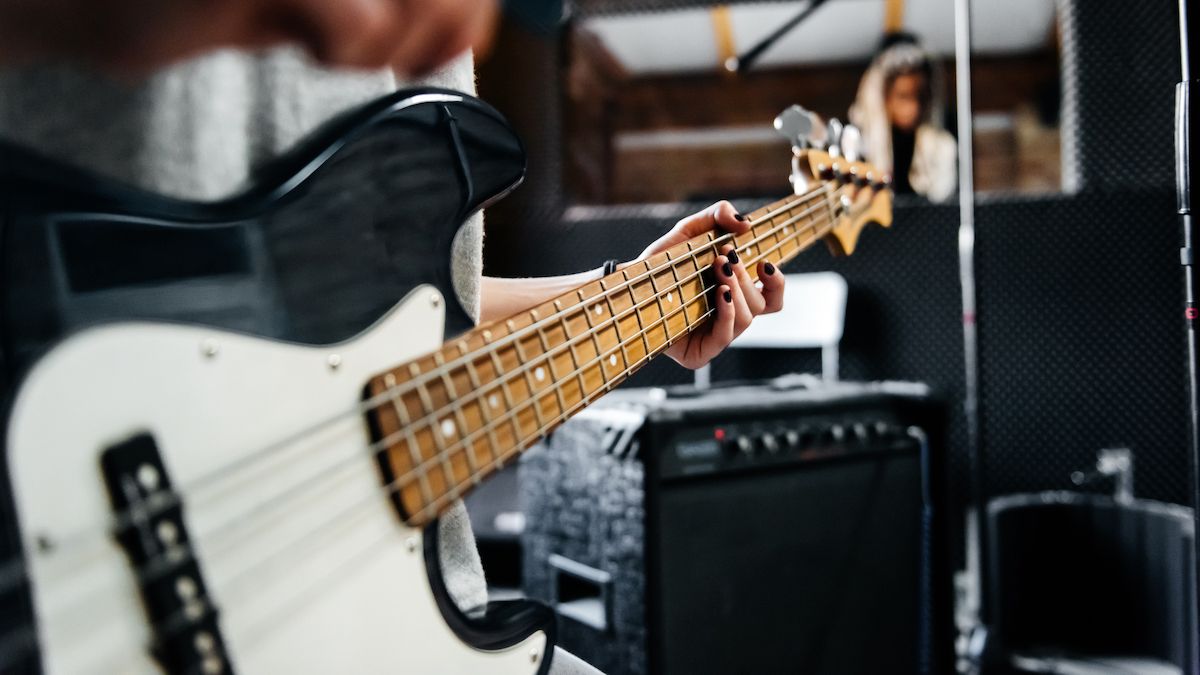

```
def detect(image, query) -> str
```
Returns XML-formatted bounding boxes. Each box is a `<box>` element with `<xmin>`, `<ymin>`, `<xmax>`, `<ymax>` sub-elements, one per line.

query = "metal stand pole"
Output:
<box><xmin>1178</xmin><ymin>1</ymin><xmax>1200</xmax><ymax>672</ymax></box>
<box><xmin>954</xmin><ymin>0</ymin><xmax>986</xmax><ymax>625</ymax></box>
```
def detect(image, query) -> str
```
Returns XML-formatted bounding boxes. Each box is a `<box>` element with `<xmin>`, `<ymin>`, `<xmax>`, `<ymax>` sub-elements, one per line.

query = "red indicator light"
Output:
<box><xmin>714</xmin><ymin>428</ymin><xmax>726</xmax><ymax>441</ymax></box>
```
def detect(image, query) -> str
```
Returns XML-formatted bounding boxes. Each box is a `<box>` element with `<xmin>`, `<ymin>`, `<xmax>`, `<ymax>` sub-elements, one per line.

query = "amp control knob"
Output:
<box><xmin>784</xmin><ymin>429</ymin><xmax>802</xmax><ymax>449</ymax></box>
<box><xmin>852</xmin><ymin>423</ymin><xmax>871</xmax><ymax>444</ymax></box>
<box><xmin>726</xmin><ymin>435</ymin><xmax>754</xmax><ymax>457</ymax></box>
<box><xmin>760</xmin><ymin>433</ymin><xmax>781</xmax><ymax>454</ymax></box>
<box><xmin>829</xmin><ymin>425</ymin><xmax>847</xmax><ymax>444</ymax></box>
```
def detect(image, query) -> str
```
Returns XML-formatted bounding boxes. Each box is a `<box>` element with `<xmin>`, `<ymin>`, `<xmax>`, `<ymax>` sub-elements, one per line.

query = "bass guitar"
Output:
<box><xmin>0</xmin><ymin>89</ymin><xmax>890</xmax><ymax>673</ymax></box>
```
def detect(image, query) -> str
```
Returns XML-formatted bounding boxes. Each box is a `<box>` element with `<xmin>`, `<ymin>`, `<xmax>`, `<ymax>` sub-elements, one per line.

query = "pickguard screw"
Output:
<box><xmin>530</xmin><ymin>647</ymin><xmax>539</xmax><ymax>663</ymax></box>
<box><xmin>327</xmin><ymin>354</ymin><xmax>343</xmax><ymax>370</ymax></box>
<box><xmin>34</xmin><ymin>534</ymin><xmax>53</xmax><ymax>554</ymax></box>
<box><xmin>201</xmin><ymin>339</ymin><xmax>220</xmax><ymax>358</ymax></box>
<box><xmin>430</xmin><ymin>293</ymin><xmax>442</xmax><ymax>309</ymax></box>
<box><xmin>405</xmin><ymin>537</ymin><xmax>418</xmax><ymax>553</ymax></box>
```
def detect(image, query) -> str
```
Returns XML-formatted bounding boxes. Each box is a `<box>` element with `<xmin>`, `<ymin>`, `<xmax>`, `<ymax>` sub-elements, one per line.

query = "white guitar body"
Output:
<box><xmin>5</xmin><ymin>286</ymin><xmax>548</xmax><ymax>674</ymax></box>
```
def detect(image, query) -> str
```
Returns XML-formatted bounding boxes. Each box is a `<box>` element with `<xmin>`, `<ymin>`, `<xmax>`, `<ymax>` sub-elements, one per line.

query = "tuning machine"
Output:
<box><xmin>775</xmin><ymin>105</ymin><xmax>827</xmax><ymax>195</ymax></box>
<box><xmin>840</xmin><ymin>124</ymin><xmax>863</xmax><ymax>162</ymax></box>
<box><xmin>773</xmin><ymin>105</ymin><xmax>826</xmax><ymax>151</ymax></box>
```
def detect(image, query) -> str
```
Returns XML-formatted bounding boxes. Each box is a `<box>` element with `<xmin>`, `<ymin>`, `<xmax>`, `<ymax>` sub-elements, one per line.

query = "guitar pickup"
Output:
<box><xmin>100</xmin><ymin>433</ymin><xmax>235</xmax><ymax>675</ymax></box>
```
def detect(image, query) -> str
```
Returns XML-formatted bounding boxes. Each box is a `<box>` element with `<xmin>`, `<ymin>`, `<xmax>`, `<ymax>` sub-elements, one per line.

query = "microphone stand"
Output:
<box><xmin>1178</xmin><ymin>1</ymin><xmax>1200</xmax><ymax>671</ymax></box>
<box><xmin>731</xmin><ymin>0</ymin><xmax>831</xmax><ymax>73</ymax></box>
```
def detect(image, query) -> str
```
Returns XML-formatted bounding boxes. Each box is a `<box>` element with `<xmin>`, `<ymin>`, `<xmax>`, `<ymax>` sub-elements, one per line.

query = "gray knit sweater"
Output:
<box><xmin>0</xmin><ymin>47</ymin><xmax>488</xmax><ymax>613</ymax></box>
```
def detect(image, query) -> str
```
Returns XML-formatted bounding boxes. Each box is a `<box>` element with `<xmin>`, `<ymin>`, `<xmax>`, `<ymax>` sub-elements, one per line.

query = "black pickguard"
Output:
<box><xmin>0</xmin><ymin>88</ymin><xmax>556</xmax><ymax>674</ymax></box>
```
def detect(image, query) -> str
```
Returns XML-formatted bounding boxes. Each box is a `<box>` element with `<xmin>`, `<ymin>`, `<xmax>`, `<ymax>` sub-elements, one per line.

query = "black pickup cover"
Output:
<box><xmin>100</xmin><ymin>433</ymin><xmax>235</xmax><ymax>675</ymax></box>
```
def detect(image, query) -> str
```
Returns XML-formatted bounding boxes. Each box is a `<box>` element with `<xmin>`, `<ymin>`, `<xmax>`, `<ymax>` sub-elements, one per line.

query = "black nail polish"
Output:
<box><xmin>722</xmin><ymin>262</ymin><xmax>733</xmax><ymax>276</ymax></box>
<box><xmin>724</xmin><ymin>290</ymin><xmax>733</xmax><ymax>303</ymax></box>
<box><xmin>764</xmin><ymin>262</ymin><xmax>775</xmax><ymax>275</ymax></box>
<box><xmin>727</xmin><ymin>249</ymin><xmax>739</xmax><ymax>265</ymax></box>
<box><xmin>734</xmin><ymin>212</ymin><xmax>746</xmax><ymax>221</ymax></box>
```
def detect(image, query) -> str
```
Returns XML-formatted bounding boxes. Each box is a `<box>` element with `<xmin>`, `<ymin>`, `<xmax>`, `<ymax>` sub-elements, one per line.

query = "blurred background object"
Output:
<box><xmin>467</xmin><ymin>0</ymin><xmax>1194</xmax><ymax>673</ymax></box>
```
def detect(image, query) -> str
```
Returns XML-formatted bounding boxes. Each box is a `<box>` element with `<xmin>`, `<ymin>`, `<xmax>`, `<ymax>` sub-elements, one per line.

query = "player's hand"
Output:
<box><xmin>634</xmin><ymin>200</ymin><xmax>786</xmax><ymax>370</ymax></box>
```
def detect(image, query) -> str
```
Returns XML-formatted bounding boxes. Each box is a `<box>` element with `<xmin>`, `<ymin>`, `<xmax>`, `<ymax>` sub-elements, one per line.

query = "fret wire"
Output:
<box><xmin>409</xmin><ymin>362</ymin><xmax>461</xmax><ymax>501</ymax></box>
<box><xmin>648</xmin><ymin>258</ymin><xmax>673</xmax><ymax>345</ymax></box>
<box><xmin>625</xmin><ymin>265</ymin><xmax>656</xmax><ymax>365</ymax></box>
<box><xmin>534</xmin><ymin>318</ymin><xmax>571</xmax><ymax>429</ymax></box>
<box><xmin>393</xmin><ymin>218</ymin><xmax>833</xmax><ymax>520</ymax></box>
<box><xmin>365</xmin><ymin>186</ymin><xmax>835</xmax><ymax>410</ymax></box>
<box><xmin>601</xmin><ymin>279</ymin><xmax>630</xmax><ymax>378</ymax></box>
<box><xmin>382</xmin><ymin>373</ymin><xmax>437</xmax><ymax>507</ymax></box>
<box><xmin>485</xmin><ymin>341</ymin><xmax>520</xmax><ymax>470</ymax></box>
<box><xmin>377</xmin><ymin>196</ymin><xmax>836</xmax><ymax>490</ymax></box>
<box><xmin>665</xmin><ymin>248</ymin><xmax>689</xmax><ymax>339</ymax></box>
<box><xmin>462</xmin><ymin>356</ymin><xmax>505</xmax><ymax>467</ymax></box>
<box><xmin>580</xmin><ymin>287</ymin><xmax>611</xmax><ymax>391</ymax></box>
<box><xmin>434</xmin><ymin>358</ymin><xmax>481</xmax><ymax>483</ymax></box>
<box><xmin>509</xmin><ymin>318</ymin><xmax>549</xmax><ymax>435</ymax></box>
<box><xmin>557</xmin><ymin>299</ymin><xmax>593</xmax><ymax>412</ymax></box>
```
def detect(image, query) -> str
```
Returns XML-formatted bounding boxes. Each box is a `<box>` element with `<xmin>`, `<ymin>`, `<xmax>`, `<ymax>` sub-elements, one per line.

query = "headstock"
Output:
<box><xmin>774</xmin><ymin>105</ymin><xmax>893</xmax><ymax>256</ymax></box>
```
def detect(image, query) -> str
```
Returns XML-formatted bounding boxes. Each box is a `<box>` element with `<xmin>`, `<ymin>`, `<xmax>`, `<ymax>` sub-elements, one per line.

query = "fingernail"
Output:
<box><xmin>722</xmin><ymin>262</ymin><xmax>733</xmax><ymax>277</ymax></box>
<box><xmin>764</xmin><ymin>262</ymin><xmax>776</xmax><ymax>275</ymax></box>
<box><xmin>734</xmin><ymin>212</ymin><xmax>746</xmax><ymax>221</ymax></box>
<box><xmin>727</xmin><ymin>249</ymin><xmax>739</xmax><ymax>265</ymax></box>
<box><xmin>724</xmin><ymin>290</ymin><xmax>733</xmax><ymax>303</ymax></box>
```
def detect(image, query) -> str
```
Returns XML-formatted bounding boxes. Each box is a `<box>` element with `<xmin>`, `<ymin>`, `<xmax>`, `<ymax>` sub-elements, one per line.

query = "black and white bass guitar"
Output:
<box><xmin>0</xmin><ymin>89</ymin><xmax>890</xmax><ymax>673</ymax></box>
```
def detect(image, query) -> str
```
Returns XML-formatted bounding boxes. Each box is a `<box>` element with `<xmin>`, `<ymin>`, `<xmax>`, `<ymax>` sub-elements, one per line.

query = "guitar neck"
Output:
<box><xmin>367</xmin><ymin>185</ymin><xmax>839</xmax><ymax>526</ymax></box>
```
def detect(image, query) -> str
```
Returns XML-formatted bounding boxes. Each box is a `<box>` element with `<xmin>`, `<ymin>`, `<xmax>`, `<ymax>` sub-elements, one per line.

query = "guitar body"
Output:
<box><xmin>0</xmin><ymin>89</ymin><xmax>554</xmax><ymax>673</ymax></box>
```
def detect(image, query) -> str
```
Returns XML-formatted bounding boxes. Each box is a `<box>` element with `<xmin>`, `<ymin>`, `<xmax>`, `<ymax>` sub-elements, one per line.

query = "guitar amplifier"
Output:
<box><xmin>519</xmin><ymin>377</ymin><xmax>951</xmax><ymax>675</ymax></box>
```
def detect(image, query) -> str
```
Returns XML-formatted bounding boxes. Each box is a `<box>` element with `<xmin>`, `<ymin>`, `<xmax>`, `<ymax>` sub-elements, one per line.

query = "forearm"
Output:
<box><xmin>479</xmin><ymin>267</ymin><xmax>609</xmax><ymax>324</ymax></box>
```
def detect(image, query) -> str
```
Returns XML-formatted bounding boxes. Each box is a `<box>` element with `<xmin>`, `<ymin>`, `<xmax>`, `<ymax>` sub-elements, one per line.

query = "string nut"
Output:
<box><xmin>327</xmin><ymin>354</ymin><xmax>343</xmax><ymax>370</ymax></box>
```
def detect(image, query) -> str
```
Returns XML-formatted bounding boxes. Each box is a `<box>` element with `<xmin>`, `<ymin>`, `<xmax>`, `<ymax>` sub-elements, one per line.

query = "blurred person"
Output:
<box><xmin>0</xmin><ymin>2</ymin><xmax>782</xmax><ymax>674</ymax></box>
<box><xmin>849</xmin><ymin>33</ymin><xmax>957</xmax><ymax>202</ymax></box>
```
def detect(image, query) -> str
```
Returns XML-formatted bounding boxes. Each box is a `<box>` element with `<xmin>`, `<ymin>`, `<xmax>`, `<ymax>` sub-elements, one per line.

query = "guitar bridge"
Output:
<box><xmin>100</xmin><ymin>433</ymin><xmax>235</xmax><ymax>675</ymax></box>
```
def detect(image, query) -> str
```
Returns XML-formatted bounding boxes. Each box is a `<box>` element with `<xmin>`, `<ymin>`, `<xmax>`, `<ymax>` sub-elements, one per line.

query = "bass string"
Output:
<box><xmin>0</xmin><ymin>183</ymin><xmax>838</xmax><ymax>597</ymax></box>
<box><xmin>375</xmin><ymin>202</ymin><xmax>837</xmax><ymax>521</ymax></box>
<box><xmin>0</xmin><ymin>187</ymin><xmax>839</xmax><ymax>667</ymax></box>
<box><xmin>49</xmin><ymin>275</ymin><xmax>741</xmax><ymax>675</ymax></box>
<box><xmin>361</xmin><ymin>194</ymin><xmax>837</xmax><ymax>489</ymax></box>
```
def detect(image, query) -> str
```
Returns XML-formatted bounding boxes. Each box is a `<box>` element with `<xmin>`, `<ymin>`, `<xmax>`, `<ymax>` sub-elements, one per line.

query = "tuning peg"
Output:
<box><xmin>826</xmin><ymin>118</ymin><xmax>844</xmax><ymax>157</ymax></box>
<box><xmin>774</xmin><ymin>105</ymin><xmax>816</xmax><ymax>149</ymax></box>
<box><xmin>841</xmin><ymin>124</ymin><xmax>863</xmax><ymax>162</ymax></box>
